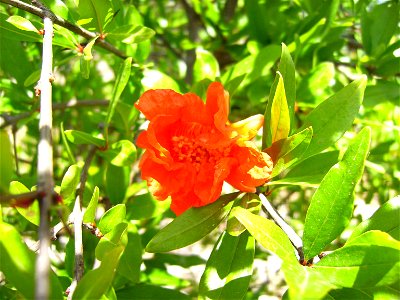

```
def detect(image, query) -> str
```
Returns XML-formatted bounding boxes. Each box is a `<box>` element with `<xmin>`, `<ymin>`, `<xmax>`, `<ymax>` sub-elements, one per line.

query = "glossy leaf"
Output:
<box><xmin>326</xmin><ymin>286</ymin><xmax>400</xmax><ymax>300</ymax></box>
<box><xmin>303</xmin><ymin>127</ymin><xmax>371</xmax><ymax>260</ymax></box>
<box><xmin>117</xmin><ymin>223</ymin><xmax>142</xmax><ymax>283</ymax></box>
<box><xmin>226</xmin><ymin>194</ymin><xmax>260</xmax><ymax>237</ymax></box>
<box><xmin>98</xmin><ymin>204</ymin><xmax>126</xmax><ymax>235</ymax></box>
<box><xmin>349</xmin><ymin>196</ymin><xmax>400</xmax><ymax>241</ymax></box>
<box><xmin>96</xmin><ymin>222</ymin><xmax>128</xmax><ymax>261</ymax></box>
<box><xmin>10</xmin><ymin>181</ymin><xmax>39</xmax><ymax>226</ymax></box>
<box><xmin>232</xmin><ymin>207</ymin><xmax>297</xmax><ymax>264</ymax></box>
<box><xmin>277</xmin><ymin>43</ymin><xmax>296</xmax><ymax>130</ymax></box>
<box><xmin>301</xmin><ymin>76</ymin><xmax>367</xmax><ymax>158</ymax></box>
<box><xmin>126</xmin><ymin>192</ymin><xmax>170</xmax><ymax>220</ymax></box>
<box><xmin>315</xmin><ymin>231</ymin><xmax>400</xmax><ymax>288</ymax></box>
<box><xmin>105</xmin><ymin>57</ymin><xmax>132</xmax><ymax>136</ymax></box>
<box><xmin>141</xmin><ymin>69</ymin><xmax>180</xmax><ymax>91</ymax></box>
<box><xmin>270</xmin><ymin>151</ymin><xmax>339</xmax><ymax>187</ymax></box>
<box><xmin>60</xmin><ymin>164</ymin><xmax>81</xmax><ymax>207</ymax></box>
<box><xmin>265</xmin><ymin>127</ymin><xmax>313</xmax><ymax>177</ymax></box>
<box><xmin>199</xmin><ymin>231</ymin><xmax>254</xmax><ymax>300</ymax></box>
<box><xmin>0</xmin><ymin>222</ymin><xmax>63</xmax><ymax>299</ymax></box>
<box><xmin>108</xmin><ymin>25</ymin><xmax>155</xmax><ymax>44</ymax></box>
<box><xmin>193</xmin><ymin>48</ymin><xmax>220</xmax><ymax>82</ymax></box>
<box><xmin>146</xmin><ymin>193</ymin><xmax>238</xmax><ymax>253</ymax></box>
<box><xmin>72</xmin><ymin>246</ymin><xmax>124</xmax><ymax>300</ymax></box>
<box><xmin>98</xmin><ymin>140</ymin><xmax>136</xmax><ymax>167</ymax></box>
<box><xmin>6</xmin><ymin>16</ymin><xmax>38</xmax><ymax>32</ymax></box>
<box><xmin>83</xmin><ymin>186</ymin><xmax>99</xmax><ymax>223</ymax></box>
<box><xmin>0</xmin><ymin>13</ymin><xmax>41</xmax><ymax>42</ymax></box>
<box><xmin>64</xmin><ymin>130</ymin><xmax>105</xmax><ymax>148</ymax></box>
<box><xmin>105</xmin><ymin>164</ymin><xmax>127</xmax><ymax>204</ymax></box>
<box><xmin>263</xmin><ymin>72</ymin><xmax>290</xmax><ymax>147</ymax></box>
<box><xmin>78</xmin><ymin>0</ymin><xmax>114</xmax><ymax>33</ymax></box>
<box><xmin>0</xmin><ymin>130</ymin><xmax>13</xmax><ymax>193</ymax></box>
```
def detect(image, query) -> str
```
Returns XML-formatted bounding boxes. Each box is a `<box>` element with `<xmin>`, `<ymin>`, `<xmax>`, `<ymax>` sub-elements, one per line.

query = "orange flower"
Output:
<box><xmin>135</xmin><ymin>82</ymin><xmax>273</xmax><ymax>215</ymax></box>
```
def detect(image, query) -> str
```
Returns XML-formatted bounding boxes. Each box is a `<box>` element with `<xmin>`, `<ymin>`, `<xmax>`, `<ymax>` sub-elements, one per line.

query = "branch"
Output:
<box><xmin>1</xmin><ymin>0</ymin><xmax>127</xmax><ymax>59</ymax></box>
<box><xmin>35</xmin><ymin>7</ymin><xmax>54</xmax><ymax>299</ymax></box>
<box><xmin>0</xmin><ymin>191</ymin><xmax>39</xmax><ymax>207</ymax></box>
<box><xmin>0</xmin><ymin>99</ymin><xmax>109</xmax><ymax>129</ymax></box>
<box><xmin>258</xmin><ymin>193</ymin><xmax>304</xmax><ymax>262</ymax></box>
<box><xmin>67</xmin><ymin>145</ymin><xmax>97</xmax><ymax>299</ymax></box>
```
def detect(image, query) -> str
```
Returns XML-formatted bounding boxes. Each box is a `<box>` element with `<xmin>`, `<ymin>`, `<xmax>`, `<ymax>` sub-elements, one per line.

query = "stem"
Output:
<box><xmin>0</xmin><ymin>99</ymin><xmax>109</xmax><ymax>129</ymax></box>
<box><xmin>258</xmin><ymin>193</ymin><xmax>304</xmax><ymax>262</ymax></box>
<box><xmin>0</xmin><ymin>191</ymin><xmax>39</xmax><ymax>206</ymax></box>
<box><xmin>1</xmin><ymin>0</ymin><xmax>127</xmax><ymax>59</ymax></box>
<box><xmin>35</xmin><ymin>11</ymin><xmax>54</xmax><ymax>300</ymax></box>
<box><xmin>67</xmin><ymin>146</ymin><xmax>97</xmax><ymax>299</ymax></box>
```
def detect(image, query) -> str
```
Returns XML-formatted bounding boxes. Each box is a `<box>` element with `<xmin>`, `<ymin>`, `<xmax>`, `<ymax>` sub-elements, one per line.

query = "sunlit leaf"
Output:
<box><xmin>6</xmin><ymin>16</ymin><xmax>38</xmax><ymax>32</ymax></box>
<box><xmin>98</xmin><ymin>140</ymin><xmax>136</xmax><ymax>167</ymax></box>
<box><xmin>303</xmin><ymin>127</ymin><xmax>371</xmax><ymax>260</ymax></box>
<box><xmin>0</xmin><ymin>130</ymin><xmax>13</xmax><ymax>193</ymax></box>
<box><xmin>64</xmin><ymin>130</ymin><xmax>106</xmax><ymax>148</ymax></box>
<box><xmin>10</xmin><ymin>181</ymin><xmax>39</xmax><ymax>226</ymax></box>
<box><xmin>98</xmin><ymin>204</ymin><xmax>126</xmax><ymax>235</ymax></box>
<box><xmin>60</xmin><ymin>164</ymin><xmax>81</xmax><ymax>208</ymax></box>
<box><xmin>83</xmin><ymin>186</ymin><xmax>99</xmax><ymax>223</ymax></box>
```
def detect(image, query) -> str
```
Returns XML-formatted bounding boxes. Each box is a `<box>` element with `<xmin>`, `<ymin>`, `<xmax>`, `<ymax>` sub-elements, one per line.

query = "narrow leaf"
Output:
<box><xmin>265</xmin><ymin>126</ymin><xmax>313</xmax><ymax>177</ymax></box>
<box><xmin>0</xmin><ymin>223</ymin><xmax>63</xmax><ymax>300</ymax></box>
<box><xmin>60</xmin><ymin>164</ymin><xmax>81</xmax><ymax>208</ymax></box>
<box><xmin>0</xmin><ymin>131</ymin><xmax>14</xmax><ymax>193</ymax></box>
<box><xmin>98</xmin><ymin>140</ymin><xmax>136</xmax><ymax>167</ymax></box>
<box><xmin>95</xmin><ymin>222</ymin><xmax>128</xmax><ymax>261</ymax></box>
<box><xmin>315</xmin><ymin>231</ymin><xmax>400</xmax><ymax>288</ymax></box>
<box><xmin>146</xmin><ymin>193</ymin><xmax>238</xmax><ymax>253</ymax></box>
<box><xmin>349</xmin><ymin>196</ymin><xmax>400</xmax><ymax>241</ymax></box>
<box><xmin>199</xmin><ymin>231</ymin><xmax>254</xmax><ymax>300</ymax></box>
<box><xmin>301</xmin><ymin>76</ymin><xmax>367</xmax><ymax>157</ymax></box>
<box><xmin>64</xmin><ymin>130</ymin><xmax>105</xmax><ymax>148</ymax></box>
<box><xmin>303</xmin><ymin>127</ymin><xmax>371</xmax><ymax>260</ymax></box>
<box><xmin>83</xmin><ymin>186</ymin><xmax>99</xmax><ymax>223</ymax></box>
<box><xmin>6</xmin><ymin>16</ymin><xmax>38</xmax><ymax>32</ymax></box>
<box><xmin>269</xmin><ymin>72</ymin><xmax>290</xmax><ymax>144</ymax></box>
<box><xmin>98</xmin><ymin>204</ymin><xmax>126</xmax><ymax>235</ymax></box>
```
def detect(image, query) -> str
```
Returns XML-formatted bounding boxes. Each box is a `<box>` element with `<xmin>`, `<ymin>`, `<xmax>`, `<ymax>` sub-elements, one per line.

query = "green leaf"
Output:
<box><xmin>270</xmin><ymin>151</ymin><xmax>339</xmax><ymax>187</ymax></box>
<box><xmin>96</xmin><ymin>222</ymin><xmax>128</xmax><ymax>261</ymax></box>
<box><xmin>0</xmin><ymin>13</ymin><xmax>42</xmax><ymax>42</ymax></box>
<box><xmin>98</xmin><ymin>140</ymin><xmax>136</xmax><ymax>166</ymax></box>
<box><xmin>80</xmin><ymin>36</ymin><xmax>98</xmax><ymax>79</ymax></box>
<box><xmin>303</xmin><ymin>127</ymin><xmax>371</xmax><ymax>260</ymax></box>
<box><xmin>315</xmin><ymin>231</ymin><xmax>400</xmax><ymax>288</ymax></box>
<box><xmin>72</xmin><ymin>246</ymin><xmax>124</xmax><ymax>300</ymax></box>
<box><xmin>108</xmin><ymin>25</ymin><xmax>155</xmax><ymax>44</ymax></box>
<box><xmin>141</xmin><ymin>69</ymin><xmax>180</xmax><ymax>91</ymax></box>
<box><xmin>193</xmin><ymin>48</ymin><xmax>220</xmax><ymax>82</ymax></box>
<box><xmin>10</xmin><ymin>181</ymin><xmax>39</xmax><ymax>226</ymax></box>
<box><xmin>301</xmin><ymin>76</ymin><xmax>367</xmax><ymax>158</ymax></box>
<box><xmin>146</xmin><ymin>193</ymin><xmax>238</xmax><ymax>253</ymax></box>
<box><xmin>265</xmin><ymin>127</ymin><xmax>313</xmax><ymax>177</ymax></box>
<box><xmin>105</xmin><ymin>57</ymin><xmax>132</xmax><ymax>137</ymax></box>
<box><xmin>83</xmin><ymin>186</ymin><xmax>99</xmax><ymax>223</ymax></box>
<box><xmin>0</xmin><ymin>222</ymin><xmax>63</xmax><ymax>300</ymax></box>
<box><xmin>226</xmin><ymin>194</ymin><xmax>261</xmax><ymax>237</ymax></box>
<box><xmin>126</xmin><ymin>192</ymin><xmax>170</xmax><ymax>220</ymax></box>
<box><xmin>326</xmin><ymin>286</ymin><xmax>400</xmax><ymax>300</ymax></box>
<box><xmin>78</xmin><ymin>0</ymin><xmax>114</xmax><ymax>33</ymax></box>
<box><xmin>116</xmin><ymin>285</ymin><xmax>191</xmax><ymax>300</ymax></box>
<box><xmin>64</xmin><ymin>130</ymin><xmax>105</xmax><ymax>148</ymax></box>
<box><xmin>349</xmin><ymin>196</ymin><xmax>400</xmax><ymax>241</ymax></box>
<box><xmin>98</xmin><ymin>204</ymin><xmax>126</xmax><ymax>235</ymax></box>
<box><xmin>60</xmin><ymin>164</ymin><xmax>81</xmax><ymax>208</ymax></box>
<box><xmin>199</xmin><ymin>231</ymin><xmax>254</xmax><ymax>300</ymax></box>
<box><xmin>232</xmin><ymin>207</ymin><xmax>297</xmax><ymax>264</ymax></box>
<box><xmin>0</xmin><ymin>130</ymin><xmax>14</xmax><ymax>193</ymax></box>
<box><xmin>263</xmin><ymin>72</ymin><xmax>290</xmax><ymax>147</ymax></box>
<box><xmin>6</xmin><ymin>16</ymin><xmax>38</xmax><ymax>32</ymax></box>
<box><xmin>105</xmin><ymin>164</ymin><xmax>127</xmax><ymax>204</ymax></box>
<box><xmin>117</xmin><ymin>223</ymin><xmax>142</xmax><ymax>283</ymax></box>
<box><xmin>278</xmin><ymin>43</ymin><xmax>296</xmax><ymax>131</ymax></box>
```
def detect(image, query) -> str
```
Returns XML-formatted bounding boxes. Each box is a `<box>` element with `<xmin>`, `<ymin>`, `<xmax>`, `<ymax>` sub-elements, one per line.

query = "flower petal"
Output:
<box><xmin>205</xmin><ymin>82</ymin><xmax>230</xmax><ymax>133</ymax></box>
<box><xmin>230</xmin><ymin>114</ymin><xmax>264</xmax><ymax>142</ymax></box>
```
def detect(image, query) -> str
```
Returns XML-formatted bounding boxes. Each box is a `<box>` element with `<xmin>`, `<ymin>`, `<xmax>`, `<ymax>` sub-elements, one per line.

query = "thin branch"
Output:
<box><xmin>35</xmin><ymin>7</ymin><xmax>54</xmax><ymax>300</ymax></box>
<box><xmin>0</xmin><ymin>191</ymin><xmax>39</xmax><ymax>206</ymax></box>
<box><xmin>67</xmin><ymin>145</ymin><xmax>97</xmax><ymax>299</ymax></box>
<box><xmin>1</xmin><ymin>0</ymin><xmax>127</xmax><ymax>59</ymax></box>
<box><xmin>258</xmin><ymin>193</ymin><xmax>304</xmax><ymax>262</ymax></box>
<box><xmin>0</xmin><ymin>99</ymin><xmax>109</xmax><ymax>129</ymax></box>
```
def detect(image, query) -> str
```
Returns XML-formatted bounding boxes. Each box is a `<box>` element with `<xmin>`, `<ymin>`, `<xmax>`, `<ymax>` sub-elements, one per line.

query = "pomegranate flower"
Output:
<box><xmin>135</xmin><ymin>82</ymin><xmax>273</xmax><ymax>215</ymax></box>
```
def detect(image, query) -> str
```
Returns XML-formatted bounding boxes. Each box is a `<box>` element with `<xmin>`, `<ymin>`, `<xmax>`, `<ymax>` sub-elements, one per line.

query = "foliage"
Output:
<box><xmin>0</xmin><ymin>0</ymin><xmax>399</xmax><ymax>299</ymax></box>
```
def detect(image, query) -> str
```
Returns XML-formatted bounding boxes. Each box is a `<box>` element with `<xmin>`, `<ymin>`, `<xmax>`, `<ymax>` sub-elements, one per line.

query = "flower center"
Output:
<box><xmin>171</xmin><ymin>136</ymin><xmax>230</xmax><ymax>169</ymax></box>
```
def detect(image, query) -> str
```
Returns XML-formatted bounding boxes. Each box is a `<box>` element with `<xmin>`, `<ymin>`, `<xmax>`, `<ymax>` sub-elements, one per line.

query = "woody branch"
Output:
<box><xmin>34</xmin><ymin>1</ymin><xmax>54</xmax><ymax>298</ymax></box>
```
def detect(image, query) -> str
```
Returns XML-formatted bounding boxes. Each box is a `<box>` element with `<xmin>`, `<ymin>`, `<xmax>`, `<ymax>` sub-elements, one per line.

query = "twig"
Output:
<box><xmin>0</xmin><ymin>99</ymin><xmax>109</xmax><ymax>129</ymax></box>
<box><xmin>67</xmin><ymin>145</ymin><xmax>97</xmax><ymax>299</ymax></box>
<box><xmin>0</xmin><ymin>191</ymin><xmax>39</xmax><ymax>206</ymax></box>
<box><xmin>35</xmin><ymin>5</ymin><xmax>54</xmax><ymax>299</ymax></box>
<box><xmin>1</xmin><ymin>0</ymin><xmax>127</xmax><ymax>59</ymax></box>
<box><xmin>258</xmin><ymin>193</ymin><xmax>304</xmax><ymax>262</ymax></box>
